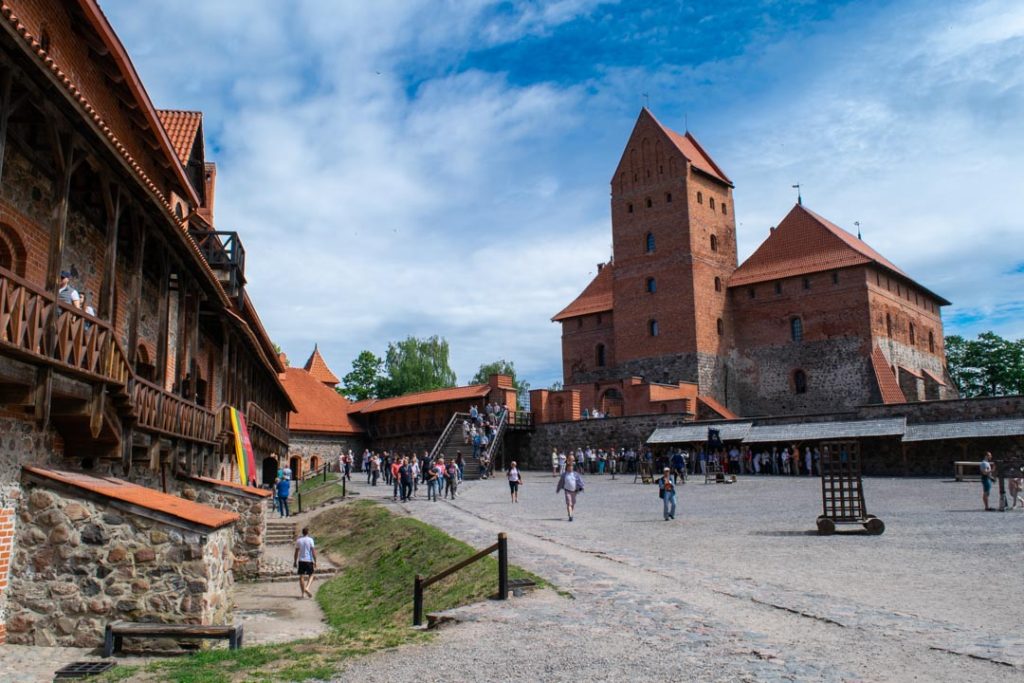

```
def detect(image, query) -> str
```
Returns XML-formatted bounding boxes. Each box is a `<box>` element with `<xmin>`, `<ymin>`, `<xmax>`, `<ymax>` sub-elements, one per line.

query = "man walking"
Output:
<box><xmin>275</xmin><ymin>476</ymin><xmax>290</xmax><ymax>517</ymax></box>
<box><xmin>658</xmin><ymin>467</ymin><xmax>678</xmax><ymax>520</ymax></box>
<box><xmin>293</xmin><ymin>527</ymin><xmax>317</xmax><ymax>598</ymax></box>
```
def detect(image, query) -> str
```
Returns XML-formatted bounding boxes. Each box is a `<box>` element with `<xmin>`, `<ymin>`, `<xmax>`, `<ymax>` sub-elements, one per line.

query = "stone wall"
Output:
<box><xmin>289</xmin><ymin>432</ymin><xmax>365</xmax><ymax>480</ymax></box>
<box><xmin>179</xmin><ymin>477</ymin><xmax>268</xmax><ymax>580</ymax></box>
<box><xmin>0</xmin><ymin>414</ymin><xmax>62</xmax><ymax>641</ymax></box>
<box><xmin>514</xmin><ymin>413</ymin><xmax>695</xmax><ymax>469</ymax></box>
<box><xmin>7</xmin><ymin>483</ymin><xmax>234</xmax><ymax>647</ymax></box>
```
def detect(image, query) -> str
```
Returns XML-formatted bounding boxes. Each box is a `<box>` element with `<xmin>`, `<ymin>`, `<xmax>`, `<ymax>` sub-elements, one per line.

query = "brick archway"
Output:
<box><xmin>0</xmin><ymin>223</ymin><xmax>27</xmax><ymax>277</ymax></box>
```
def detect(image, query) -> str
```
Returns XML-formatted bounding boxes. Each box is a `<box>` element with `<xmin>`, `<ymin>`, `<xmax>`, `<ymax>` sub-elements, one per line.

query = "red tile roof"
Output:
<box><xmin>303</xmin><ymin>346</ymin><xmax>340</xmax><ymax>385</ymax></box>
<box><xmin>552</xmin><ymin>264</ymin><xmax>614</xmax><ymax>321</ymax></box>
<box><xmin>186</xmin><ymin>475</ymin><xmax>272</xmax><ymax>499</ymax></box>
<box><xmin>281</xmin><ymin>367</ymin><xmax>363</xmax><ymax>434</ymax></box>
<box><xmin>870</xmin><ymin>347</ymin><xmax>906</xmax><ymax>404</ymax></box>
<box><xmin>698</xmin><ymin>395</ymin><xmax>739</xmax><ymax>419</ymax></box>
<box><xmin>23</xmin><ymin>466</ymin><xmax>238</xmax><ymax>530</ymax></box>
<box><xmin>157</xmin><ymin>110</ymin><xmax>202</xmax><ymax>165</ymax></box>
<box><xmin>352</xmin><ymin>384</ymin><xmax>490</xmax><ymax>414</ymax></box>
<box><xmin>730</xmin><ymin>204</ymin><xmax>912</xmax><ymax>288</ymax></box>
<box><xmin>653</xmin><ymin>118</ymin><xmax>733</xmax><ymax>186</ymax></box>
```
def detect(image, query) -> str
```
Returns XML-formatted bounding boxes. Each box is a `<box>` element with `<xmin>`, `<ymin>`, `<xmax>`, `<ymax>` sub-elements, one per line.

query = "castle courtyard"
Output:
<box><xmin>334</xmin><ymin>473</ymin><xmax>1022</xmax><ymax>682</ymax></box>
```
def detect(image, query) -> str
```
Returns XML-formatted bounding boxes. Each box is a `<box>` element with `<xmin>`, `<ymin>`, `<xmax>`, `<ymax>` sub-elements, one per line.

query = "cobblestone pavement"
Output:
<box><xmin>333</xmin><ymin>472</ymin><xmax>1023</xmax><ymax>682</ymax></box>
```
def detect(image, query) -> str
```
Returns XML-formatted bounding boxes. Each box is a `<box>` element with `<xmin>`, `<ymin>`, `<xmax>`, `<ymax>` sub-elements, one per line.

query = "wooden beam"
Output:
<box><xmin>154</xmin><ymin>253</ymin><xmax>170</xmax><ymax>387</ymax></box>
<box><xmin>89</xmin><ymin>383</ymin><xmax>105</xmax><ymax>439</ymax></box>
<box><xmin>126</xmin><ymin>213</ymin><xmax>146</xmax><ymax>368</ymax></box>
<box><xmin>98</xmin><ymin>177</ymin><xmax>122</xmax><ymax>321</ymax></box>
<box><xmin>174</xmin><ymin>276</ymin><xmax>188</xmax><ymax>393</ymax></box>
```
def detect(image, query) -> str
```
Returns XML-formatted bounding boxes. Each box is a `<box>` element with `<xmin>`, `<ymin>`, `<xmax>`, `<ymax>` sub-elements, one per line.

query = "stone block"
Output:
<box><xmin>134</xmin><ymin>547</ymin><xmax>156</xmax><ymax>563</ymax></box>
<box><xmin>63</xmin><ymin>502</ymin><xmax>89</xmax><ymax>521</ymax></box>
<box><xmin>28</xmin><ymin>489</ymin><xmax>53</xmax><ymax>511</ymax></box>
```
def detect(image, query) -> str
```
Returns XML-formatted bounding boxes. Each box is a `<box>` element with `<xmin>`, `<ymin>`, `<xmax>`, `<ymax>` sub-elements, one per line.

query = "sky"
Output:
<box><xmin>103</xmin><ymin>0</ymin><xmax>1024</xmax><ymax>391</ymax></box>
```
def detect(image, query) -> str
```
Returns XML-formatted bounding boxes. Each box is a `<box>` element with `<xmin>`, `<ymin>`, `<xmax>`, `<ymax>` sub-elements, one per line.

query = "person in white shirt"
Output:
<box><xmin>555</xmin><ymin>461</ymin><xmax>585</xmax><ymax>522</ymax></box>
<box><xmin>979</xmin><ymin>452</ymin><xmax>995</xmax><ymax>511</ymax></box>
<box><xmin>507</xmin><ymin>461</ymin><xmax>523</xmax><ymax>503</ymax></box>
<box><xmin>293</xmin><ymin>527</ymin><xmax>317</xmax><ymax>598</ymax></box>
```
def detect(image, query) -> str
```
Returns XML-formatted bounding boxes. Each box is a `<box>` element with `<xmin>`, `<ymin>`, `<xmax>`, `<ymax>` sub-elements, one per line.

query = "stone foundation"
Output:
<box><xmin>179</xmin><ymin>476</ymin><xmax>269</xmax><ymax>580</ymax></box>
<box><xmin>6</xmin><ymin>479</ymin><xmax>234</xmax><ymax>647</ymax></box>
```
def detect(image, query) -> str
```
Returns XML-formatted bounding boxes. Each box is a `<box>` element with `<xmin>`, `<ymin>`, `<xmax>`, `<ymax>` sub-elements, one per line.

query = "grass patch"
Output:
<box><xmin>99</xmin><ymin>500</ymin><xmax>548</xmax><ymax>683</ymax></box>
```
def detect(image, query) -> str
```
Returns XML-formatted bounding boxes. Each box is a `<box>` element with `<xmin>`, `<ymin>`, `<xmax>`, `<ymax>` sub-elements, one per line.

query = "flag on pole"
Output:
<box><xmin>230</xmin><ymin>407</ymin><xmax>258</xmax><ymax>487</ymax></box>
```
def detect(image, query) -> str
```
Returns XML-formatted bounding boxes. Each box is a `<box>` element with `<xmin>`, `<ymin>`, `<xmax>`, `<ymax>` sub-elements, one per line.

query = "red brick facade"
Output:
<box><xmin>554</xmin><ymin>110</ymin><xmax>953</xmax><ymax>419</ymax></box>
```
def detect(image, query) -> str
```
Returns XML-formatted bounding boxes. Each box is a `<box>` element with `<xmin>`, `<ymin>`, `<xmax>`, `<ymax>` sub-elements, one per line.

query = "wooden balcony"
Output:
<box><xmin>188</xmin><ymin>230</ymin><xmax>246</xmax><ymax>298</ymax></box>
<box><xmin>245</xmin><ymin>401</ymin><xmax>288</xmax><ymax>450</ymax></box>
<box><xmin>0</xmin><ymin>267</ymin><xmax>130</xmax><ymax>385</ymax></box>
<box><xmin>132</xmin><ymin>377</ymin><xmax>217</xmax><ymax>445</ymax></box>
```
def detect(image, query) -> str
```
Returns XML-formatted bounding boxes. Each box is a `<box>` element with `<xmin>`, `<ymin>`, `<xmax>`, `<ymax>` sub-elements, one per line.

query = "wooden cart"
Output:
<box><xmin>816</xmin><ymin>440</ymin><xmax>884</xmax><ymax>535</ymax></box>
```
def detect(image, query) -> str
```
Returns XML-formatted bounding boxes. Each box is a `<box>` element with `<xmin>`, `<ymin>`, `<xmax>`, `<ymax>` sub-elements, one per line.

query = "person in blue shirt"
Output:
<box><xmin>275</xmin><ymin>476</ymin><xmax>291</xmax><ymax>517</ymax></box>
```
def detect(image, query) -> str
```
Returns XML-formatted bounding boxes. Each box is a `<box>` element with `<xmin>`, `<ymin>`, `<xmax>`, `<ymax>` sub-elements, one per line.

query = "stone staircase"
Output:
<box><xmin>428</xmin><ymin>410</ymin><xmax>507</xmax><ymax>480</ymax></box>
<box><xmin>265</xmin><ymin>519</ymin><xmax>297</xmax><ymax>545</ymax></box>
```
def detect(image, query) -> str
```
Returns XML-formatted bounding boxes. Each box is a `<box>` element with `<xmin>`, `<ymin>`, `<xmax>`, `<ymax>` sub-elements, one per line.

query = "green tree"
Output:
<box><xmin>340</xmin><ymin>350</ymin><xmax>384</xmax><ymax>401</ymax></box>
<box><xmin>376</xmin><ymin>336</ymin><xmax>457</xmax><ymax>398</ymax></box>
<box><xmin>945</xmin><ymin>331</ymin><xmax>1024</xmax><ymax>397</ymax></box>
<box><xmin>471</xmin><ymin>359</ymin><xmax>530</xmax><ymax>401</ymax></box>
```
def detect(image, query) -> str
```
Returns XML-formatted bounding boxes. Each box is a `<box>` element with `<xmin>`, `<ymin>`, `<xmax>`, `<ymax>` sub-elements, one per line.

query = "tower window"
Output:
<box><xmin>649</xmin><ymin>320</ymin><xmax>659</xmax><ymax>337</ymax></box>
<box><xmin>748</xmin><ymin>287</ymin><xmax>756</xmax><ymax>299</ymax></box>
<box><xmin>832</xmin><ymin>272</ymin><xmax>839</xmax><ymax>285</ymax></box>
<box><xmin>577</xmin><ymin>318</ymin><xmax>583</xmax><ymax>329</ymax></box>
<box><xmin>802</xmin><ymin>277</ymin><xmax>811</xmax><ymax>290</ymax></box>
<box><xmin>645</xmin><ymin>197</ymin><xmax>652</xmax><ymax>208</ymax></box>
<box><xmin>793</xmin><ymin>370</ymin><xmax>808</xmax><ymax>394</ymax></box>
<box><xmin>909</xmin><ymin>322</ymin><xmax>916</xmax><ymax>345</ymax></box>
<box><xmin>596</xmin><ymin>344</ymin><xmax>606</xmax><ymax>367</ymax></box>
<box><xmin>791</xmin><ymin>317</ymin><xmax>803</xmax><ymax>343</ymax></box>
<box><xmin>627</xmin><ymin>203</ymin><xmax>633</xmax><ymax>214</ymax></box>
<box><xmin>710</xmin><ymin>235</ymin><xmax>718</xmax><ymax>252</ymax></box>
<box><xmin>775</xmin><ymin>282</ymin><xmax>782</xmax><ymax>295</ymax></box>
<box><xmin>928</xmin><ymin>330</ymin><xmax>935</xmax><ymax>353</ymax></box>
<box><xmin>722</xmin><ymin>202</ymin><xmax>727</xmax><ymax>215</ymax></box>
<box><xmin>645</xmin><ymin>232</ymin><xmax>655</xmax><ymax>253</ymax></box>
<box><xmin>665</xmin><ymin>192</ymin><xmax>672</xmax><ymax>203</ymax></box>
<box><xmin>697</xmin><ymin>191</ymin><xmax>703</xmax><ymax>205</ymax></box>
<box><xmin>646</xmin><ymin>277</ymin><xmax>656</xmax><ymax>293</ymax></box>
<box><xmin>714</xmin><ymin>276</ymin><xmax>722</xmax><ymax>292</ymax></box>
<box><xmin>886</xmin><ymin>313</ymin><xmax>893</xmax><ymax>337</ymax></box>
<box><xmin>716</xmin><ymin>318</ymin><xmax>724</xmax><ymax>336</ymax></box>
<box><xmin>659</xmin><ymin>165</ymin><xmax>664</xmax><ymax>174</ymax></box>
<box><xmin>596</xmin><ymin>313</ymin><xmax>602</xmax><ymax>325</ymax></box>
<box><xmin>709</xmin><ymin>197</ymin><xmax>715</xmax><ymax>210</ymax></box>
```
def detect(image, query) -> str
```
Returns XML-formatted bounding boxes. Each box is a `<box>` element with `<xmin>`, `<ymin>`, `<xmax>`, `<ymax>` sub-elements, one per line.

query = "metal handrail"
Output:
<box><xmin>428</xmin><ymin>411</ymin><xmax>468</xmax><ymax>462</ymax></box>
<box><xmin>413</xmin><ymin>533</ymin><xmax>508</xmax><ymax>626</ymax></box>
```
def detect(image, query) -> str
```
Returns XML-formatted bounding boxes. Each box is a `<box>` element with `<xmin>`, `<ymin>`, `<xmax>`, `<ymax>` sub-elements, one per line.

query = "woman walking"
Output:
<box><xmin>508</xmin><ymin>460</ymin><xmax>523</xmax><ymax>503</ymax></box>
<box><xmin>658</xmin><ymin>467</ymin><xmax>677</xmax><ymax>520</ymax></box>
<box><xmin>555</xmin><ymin>461</ymin><xmax>584</xmax><ymax>521</ymax></box>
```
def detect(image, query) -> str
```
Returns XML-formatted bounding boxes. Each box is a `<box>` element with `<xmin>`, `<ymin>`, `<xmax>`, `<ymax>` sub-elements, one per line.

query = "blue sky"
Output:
<box><xmin>104</xmin><ymin>0</ymin><xmax>1024</xmax><ymax>390</ymax></box>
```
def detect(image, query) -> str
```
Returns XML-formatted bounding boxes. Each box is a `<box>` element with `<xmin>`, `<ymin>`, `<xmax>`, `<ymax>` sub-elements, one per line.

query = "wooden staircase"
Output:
<box><xmin>428</xmin><ymin>410</ymin><xmax>508</xmax><ymax>480</ymax></box>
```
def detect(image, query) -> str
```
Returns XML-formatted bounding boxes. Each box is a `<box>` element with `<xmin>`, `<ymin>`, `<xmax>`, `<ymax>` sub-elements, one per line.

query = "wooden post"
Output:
<box><xmin>0</xmin><ymin>67</ymin><xmax>16</xmax><ymax>183</ymax></box>
<box><xmin>155</xmin><ymin>256</ymin><xmax>170</xmax><ymax>387</ymax></box>
<box><xmin>413</xmin><ymin>574</ymin><xmax>424</xmax><ymax>627</ymax></box>
<box><xmin>174</xmin><ymin>277</ymin><xmax>189</xmax><ymax>394</ymax></box>
<box><xmin>126</xmin><ymin>215</ymin><xmax>146</xmax><ymax>369</ymax></box>
<box><xmin>497</xmin><ymin>532</ymin><xmax>508</xmax><ymax>600</ymax></box>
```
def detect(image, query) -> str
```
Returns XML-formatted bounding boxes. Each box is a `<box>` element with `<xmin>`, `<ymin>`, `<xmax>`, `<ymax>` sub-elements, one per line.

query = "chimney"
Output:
<box><xmin>596</xmin><ymin>262</ymin><xmax>604</xmax><ymax>272</ymax></box>
<box><xmin>769</xmin><ymin>226</ymin><xmax>776</xmax><ymax>234</ymax></box>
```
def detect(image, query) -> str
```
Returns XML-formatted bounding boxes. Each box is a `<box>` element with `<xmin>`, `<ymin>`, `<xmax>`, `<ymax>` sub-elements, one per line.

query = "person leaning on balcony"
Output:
<box><xmin>58</xmin><ymin>271</ymin><xmax>81</xmax><ymax>309</ymax></box>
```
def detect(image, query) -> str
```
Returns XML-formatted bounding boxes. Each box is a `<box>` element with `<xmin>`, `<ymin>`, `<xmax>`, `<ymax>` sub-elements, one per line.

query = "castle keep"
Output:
<box><xmin>553</xmin><ymin>109</ymin><xmax>953</xmax><ymax>418</ymax></box>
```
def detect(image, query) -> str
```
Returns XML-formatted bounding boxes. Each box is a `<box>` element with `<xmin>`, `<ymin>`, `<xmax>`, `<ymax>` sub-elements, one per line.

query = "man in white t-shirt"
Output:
<box><xmin>293</xmin><ymin>527</ymin><xmax>317</xmax><ymax>598</ymax></box>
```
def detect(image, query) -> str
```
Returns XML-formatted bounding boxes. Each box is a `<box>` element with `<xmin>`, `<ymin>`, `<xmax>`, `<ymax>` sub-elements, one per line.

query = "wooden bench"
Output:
<box><xmin>954</xmin><ymin>461</ymin><xmax>982</xmax><ymax>482</ymax></box>
<box><xmin>103</xmin><ymin>621</ymin><xmax>243</xmax><ymax>657</ymax></box>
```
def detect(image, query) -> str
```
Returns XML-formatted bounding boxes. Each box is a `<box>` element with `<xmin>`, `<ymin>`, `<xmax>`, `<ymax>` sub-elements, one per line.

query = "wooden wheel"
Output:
<box><xmin>863</xmin><ymin>517</ymin><xmax>885</xmax><ymax>535</ymax></box>
<box><xmin>816</xmin><ymin>516</ymin><xmax>835</xmax><ymax>535</ymax></box>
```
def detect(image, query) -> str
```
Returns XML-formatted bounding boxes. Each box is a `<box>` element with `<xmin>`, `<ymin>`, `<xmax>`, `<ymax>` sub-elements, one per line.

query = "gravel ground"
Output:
<box><xmin>332</xmin><ymin>472</ymin><xmax>1024</xmax><ymax>682</ymax></box>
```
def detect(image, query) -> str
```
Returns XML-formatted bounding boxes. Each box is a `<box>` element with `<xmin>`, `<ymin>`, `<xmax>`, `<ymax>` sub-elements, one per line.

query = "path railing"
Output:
<box><xmin>413</xmin><ymin>532</ymin><xmax>508</xmax><ymax>627</ymax></box>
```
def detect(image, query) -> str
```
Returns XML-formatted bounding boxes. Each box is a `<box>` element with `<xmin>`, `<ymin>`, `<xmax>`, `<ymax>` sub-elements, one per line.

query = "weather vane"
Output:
<box><xmin>854</xmin><ymin>221</ymin><xmax>861</xmax><ymax>240</ymax></box>
<box><xmin>792</xmin><ymin>182</ymin><xmax>802</xmax><ymax>206</ymax></box>
<box><xmin>642</xmin><ymin>92</ymin><xmax>650</xmax><ymax>108</ymax></box>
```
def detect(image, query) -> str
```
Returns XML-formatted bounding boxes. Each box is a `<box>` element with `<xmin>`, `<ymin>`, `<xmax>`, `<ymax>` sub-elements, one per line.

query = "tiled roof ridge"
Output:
<box><xmin>552</xmin><ymin>263</ymin><xmax>615</xmax><ymax>321</ymax></box>
<box><xmin>643</xmin><ymin>108</ymin><xmax>732</xmax><ymax>186</ymax></box>
<box><xmin>698</xmin><ymin>394</ymin><xmax>740</xmax><ymax>420</ymax></box>
<box><xmin>870</xmin><ymin>346</ymin><xmax>906</xmax><ymax>404</ymax></box>
<box><xmin>351</xmin><ymin>383</ymin><xmax>491</xmax><ymax>414</ymax></box>
<box><xmin>797</xmin><ymin>205</ymin><xmax>907</xmax><ymax>277</ymax></box>
<box><xmin>156</xmin><ymin>109</ymin><xmax>203</xmax><ymax>165</ymax></box>
<box><xmin>282</xmin><ymin>366</ymin><xmax>364</xmax><ymax>434</ymax></box>
<box><xmin>303</xmin><ymin>345</ymin><xmax>340</xmax><ymax>385</ymax></box>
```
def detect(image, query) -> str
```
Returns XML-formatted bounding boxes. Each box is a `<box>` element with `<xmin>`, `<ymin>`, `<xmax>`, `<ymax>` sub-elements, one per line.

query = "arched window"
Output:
<box><xmin>0</xmin><ymin>223</ymin><xmax>28</xmax><ymax>276</ymax></box>
<box><xmin>716</xmin><ymin>318</ymin><xmax>724</xmax><ymax>336</ymax></box>
<box><xmin>710</xmin><ymin>235</ymin><xmax>718</xmax><ymax>252</ymax></box>
<box><xmin>697</xmin><ymin>191</ymin><xmax>703</xmax><ymax>205</ymax></box>
<box><xmin>649</xmin><ymin>320</ymin><xmax>659</xmax><ymax>336</ymax></box>
<box><xmin>627</xmin><ymin>203</ymin><xmax>634</xmax><ymax>214</ymax></box>
<box><xmin>714</xmin><ymin>276</ymin><xmax>722</xmax><ymax>292</ymax></box>
<box><xmin>645</xmin><ymin>232</ymin><xmax>655</xmax><ymax>253</ymax></box>
<box><xmin>722</xmin><ymin>202</ymin><xmax>728</xmax><ymax>215</ymax></box>
<box><xmin>665</xmin><ymin>192</ymin><xmax>672</xmax><ymax>203</ymax></box>
<box><xmin>909</xmin><ymin>322</ymin><xmax>916</xmax><ymax>345</ymax></box>
<box><xmin>928</xmin><ymin>330</ymin><xmax>935</xmax><ymax>353</ymax></box>
<box><xmin>709</xmin><ymin>197</ymin><xmax>715</xmax><ymax>210</ymax></box>
<box><xmin>791</xmin><ymin>317</ymin><xmax>803</xmax><ymax>343</ymax></box>
<box><xmin>886</xmin><ymin>313</ymin><xmax>893</xmax><ymax>337</ymax></box>
<box><xmin>596</xmin><ymin>344</ymin><xmax>606</xmax><ymax>367</ymax></box>
<box><xmin>794</xmin><ymin>370</ymin><xmax>808</xmax><ymax>394</ymax></box>
<box><xmin>645</xmin><ymin>197</ymin><xmax>652</xmax><ymax>208</ymax></box>
<box><xmin>774</xmin><ymin>282</ymin><xmax>782</xmax><ymax>295</ymax></box>
<box><xmin>646</xmin><ymin>277</ymin><xmax>656</xmax><ymax>293</ymax></box>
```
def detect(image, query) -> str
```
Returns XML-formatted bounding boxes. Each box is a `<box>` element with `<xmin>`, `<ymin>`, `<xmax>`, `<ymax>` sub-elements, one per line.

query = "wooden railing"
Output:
<box><xmin>413</xmin><ymin>533</ymin><xmax>508</xmax><ymax>627</ymax></box>
<box><xmin>133</xmin><ymin>377</ymin><xmax>217</xmax><ymax>444</ymax></box>
<box><xmin>246</xmin><ymin>400</ymin><xmax>288</xmax><ymax>448</ymax></box>
<box><xmin>0</xmin><ymin>267</ymin><xmax>130</xmax><ymax>384</ymax></box>
<box><xmin>428</xmin><ymin>412</ymin><xmax>466</xmax><ymax>462</ymax></box>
